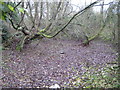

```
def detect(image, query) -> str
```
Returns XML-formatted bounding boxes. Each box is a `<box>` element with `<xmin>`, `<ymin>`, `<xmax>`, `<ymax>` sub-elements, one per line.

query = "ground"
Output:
<box><xmin>1</xmin><ymin>39</ymin><xmax>117</xmax><ymax>88</ymax></box>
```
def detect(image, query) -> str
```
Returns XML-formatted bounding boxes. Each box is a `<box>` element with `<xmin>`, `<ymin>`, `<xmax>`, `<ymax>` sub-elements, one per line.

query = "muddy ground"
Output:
<box><xmin>1</xmin><ymin>39</ymin><xmax>117</xmax><ymax>88</ymax></box>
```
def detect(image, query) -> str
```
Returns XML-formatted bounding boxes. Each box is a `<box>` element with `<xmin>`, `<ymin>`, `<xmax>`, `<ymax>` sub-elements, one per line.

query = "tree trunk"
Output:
<box><xmin>38</xmin><ymin>1</ymin><xmax>43</xmax><ymax>27</ymax></box>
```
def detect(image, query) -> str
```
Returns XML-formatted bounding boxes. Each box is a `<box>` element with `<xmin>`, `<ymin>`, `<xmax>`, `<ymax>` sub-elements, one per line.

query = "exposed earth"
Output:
<box><xmin>1</xmin><ymin>39</ymin><xmax>117</xmax><ymax>88</ymax></box>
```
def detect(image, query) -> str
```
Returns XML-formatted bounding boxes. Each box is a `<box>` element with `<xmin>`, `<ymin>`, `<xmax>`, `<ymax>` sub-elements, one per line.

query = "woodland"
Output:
<box><xmin>0</xmin><ymin>0</ymin><xmax>120</xmax><ymax>88</ymax></box>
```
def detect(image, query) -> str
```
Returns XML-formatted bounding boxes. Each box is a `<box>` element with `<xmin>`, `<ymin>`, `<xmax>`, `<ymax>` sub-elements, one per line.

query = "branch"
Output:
<box><xmin>16</xmin><ymin>2</ymin><xmax>28</xmax><ymax>29</ymax></box>
<box><xmin>51</xmin><ymin>0</ymin><xmax>100</xmax><ymax>38</ymax></box>
<box><xmin>29</xmin><ymin>0</ymin><xmax>100</xmax><ymax>40</ymax></box>
<box><xmin>7</xmin><ymin>16</ymin><xmax>17</xmax><ymax>30</ymax></box>
<box><xmin>14</xmin><ymin>2</ymin><xmax>22</xmax><ymax>9</ymax></box>
<box><xmin>94</xmin><ymin>1</ymin><xmax>114</xmax><ymax>6</ymax></box>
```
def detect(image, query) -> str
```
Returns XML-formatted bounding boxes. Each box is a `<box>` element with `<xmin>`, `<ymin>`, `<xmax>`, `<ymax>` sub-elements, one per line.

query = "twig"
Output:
<box><xmin>51</xmin><ymin>0</ymin><xmax>100</xmax><ymax>38</ymax></box>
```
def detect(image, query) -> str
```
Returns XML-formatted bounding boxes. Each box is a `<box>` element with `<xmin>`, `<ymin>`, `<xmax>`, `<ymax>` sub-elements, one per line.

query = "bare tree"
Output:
<box><xmin>38</xmin><ymin>0</ymin><xmax>43</xmax><ymax>27</ymax></box>
<box><xmin>28</xmin><ymin>1</ymin><xmax>34</xmax><ymax>29</ymax></box>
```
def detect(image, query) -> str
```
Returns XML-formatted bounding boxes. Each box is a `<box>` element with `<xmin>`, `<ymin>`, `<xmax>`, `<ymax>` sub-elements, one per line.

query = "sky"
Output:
<box><xmin>71</xmin><ymin>0</ymin><xmax>115</xmax><ymax>12</ymax></box>
<box><xmin>9</xmin><ymin>0</ymin><xmax>115</xmax><ymax>12</ymax></box>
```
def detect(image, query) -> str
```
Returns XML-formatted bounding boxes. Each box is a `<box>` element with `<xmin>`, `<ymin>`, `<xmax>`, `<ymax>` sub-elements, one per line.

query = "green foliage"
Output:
<box><xmin>8</xmin><ymin>4</ymin><xmax>14</xmax><ymax>11</ymax></box>
<box><xmin>69</xmin><ymin>63</ymin><xmax>119</xmax><ymax>88</ymax></box>
<box><xmin>0</xmin><ymin>1</ymin><xmax>26</xmax><ymax>49</ymax></box>
<box><xmin>18</xmin><ymin>7</ymin><xmax>24</xmax><ymax>13</ymax></box>
<box><xmin>0</xmin><ymin>2</ymin><xmax>15</xmax><ymax>20</ymax></box>
<box><xmin>0</xmin><ymin>22</ymin><xmax>11</xmax><ymax>43</ymax></box>
<box><xmin>0</xmin><ymin>2</ymin><xmax>24</xmax><ymax>25</ymax></box>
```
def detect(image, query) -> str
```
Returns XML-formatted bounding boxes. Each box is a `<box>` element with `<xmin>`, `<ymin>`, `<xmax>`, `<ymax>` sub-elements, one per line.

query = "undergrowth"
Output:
<box><xmin>69</xmin><ymin>62</ymin><xmax>120</xmax><ymax>88</ymax></box>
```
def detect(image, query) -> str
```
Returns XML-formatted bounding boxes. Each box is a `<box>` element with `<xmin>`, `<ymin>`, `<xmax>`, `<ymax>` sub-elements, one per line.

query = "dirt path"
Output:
<box><xmin>2</xmin><ymin>39</ymin><xmax>117</xmax><ymax>88</ymax></box>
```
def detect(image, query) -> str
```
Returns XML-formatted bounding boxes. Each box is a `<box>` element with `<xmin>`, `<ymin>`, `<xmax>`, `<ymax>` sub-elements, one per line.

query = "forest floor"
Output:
<box><xmin>1</xmin><ymin>39</ymin><xmax>118</xmax><ymax>88</ymax></box>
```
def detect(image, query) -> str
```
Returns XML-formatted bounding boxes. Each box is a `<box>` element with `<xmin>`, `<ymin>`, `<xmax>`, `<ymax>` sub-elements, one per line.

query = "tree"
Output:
<box><xmin>1</xmin><ymin>0</ymin><xmax>101</xmax><ymax>50</ymax></box>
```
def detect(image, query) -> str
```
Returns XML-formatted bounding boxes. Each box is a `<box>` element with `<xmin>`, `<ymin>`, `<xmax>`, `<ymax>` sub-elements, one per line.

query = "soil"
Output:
<box><xmin>1</xmin><ymin>39</ymin><xmax>117</xmax><ymax>88</ymax></box>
